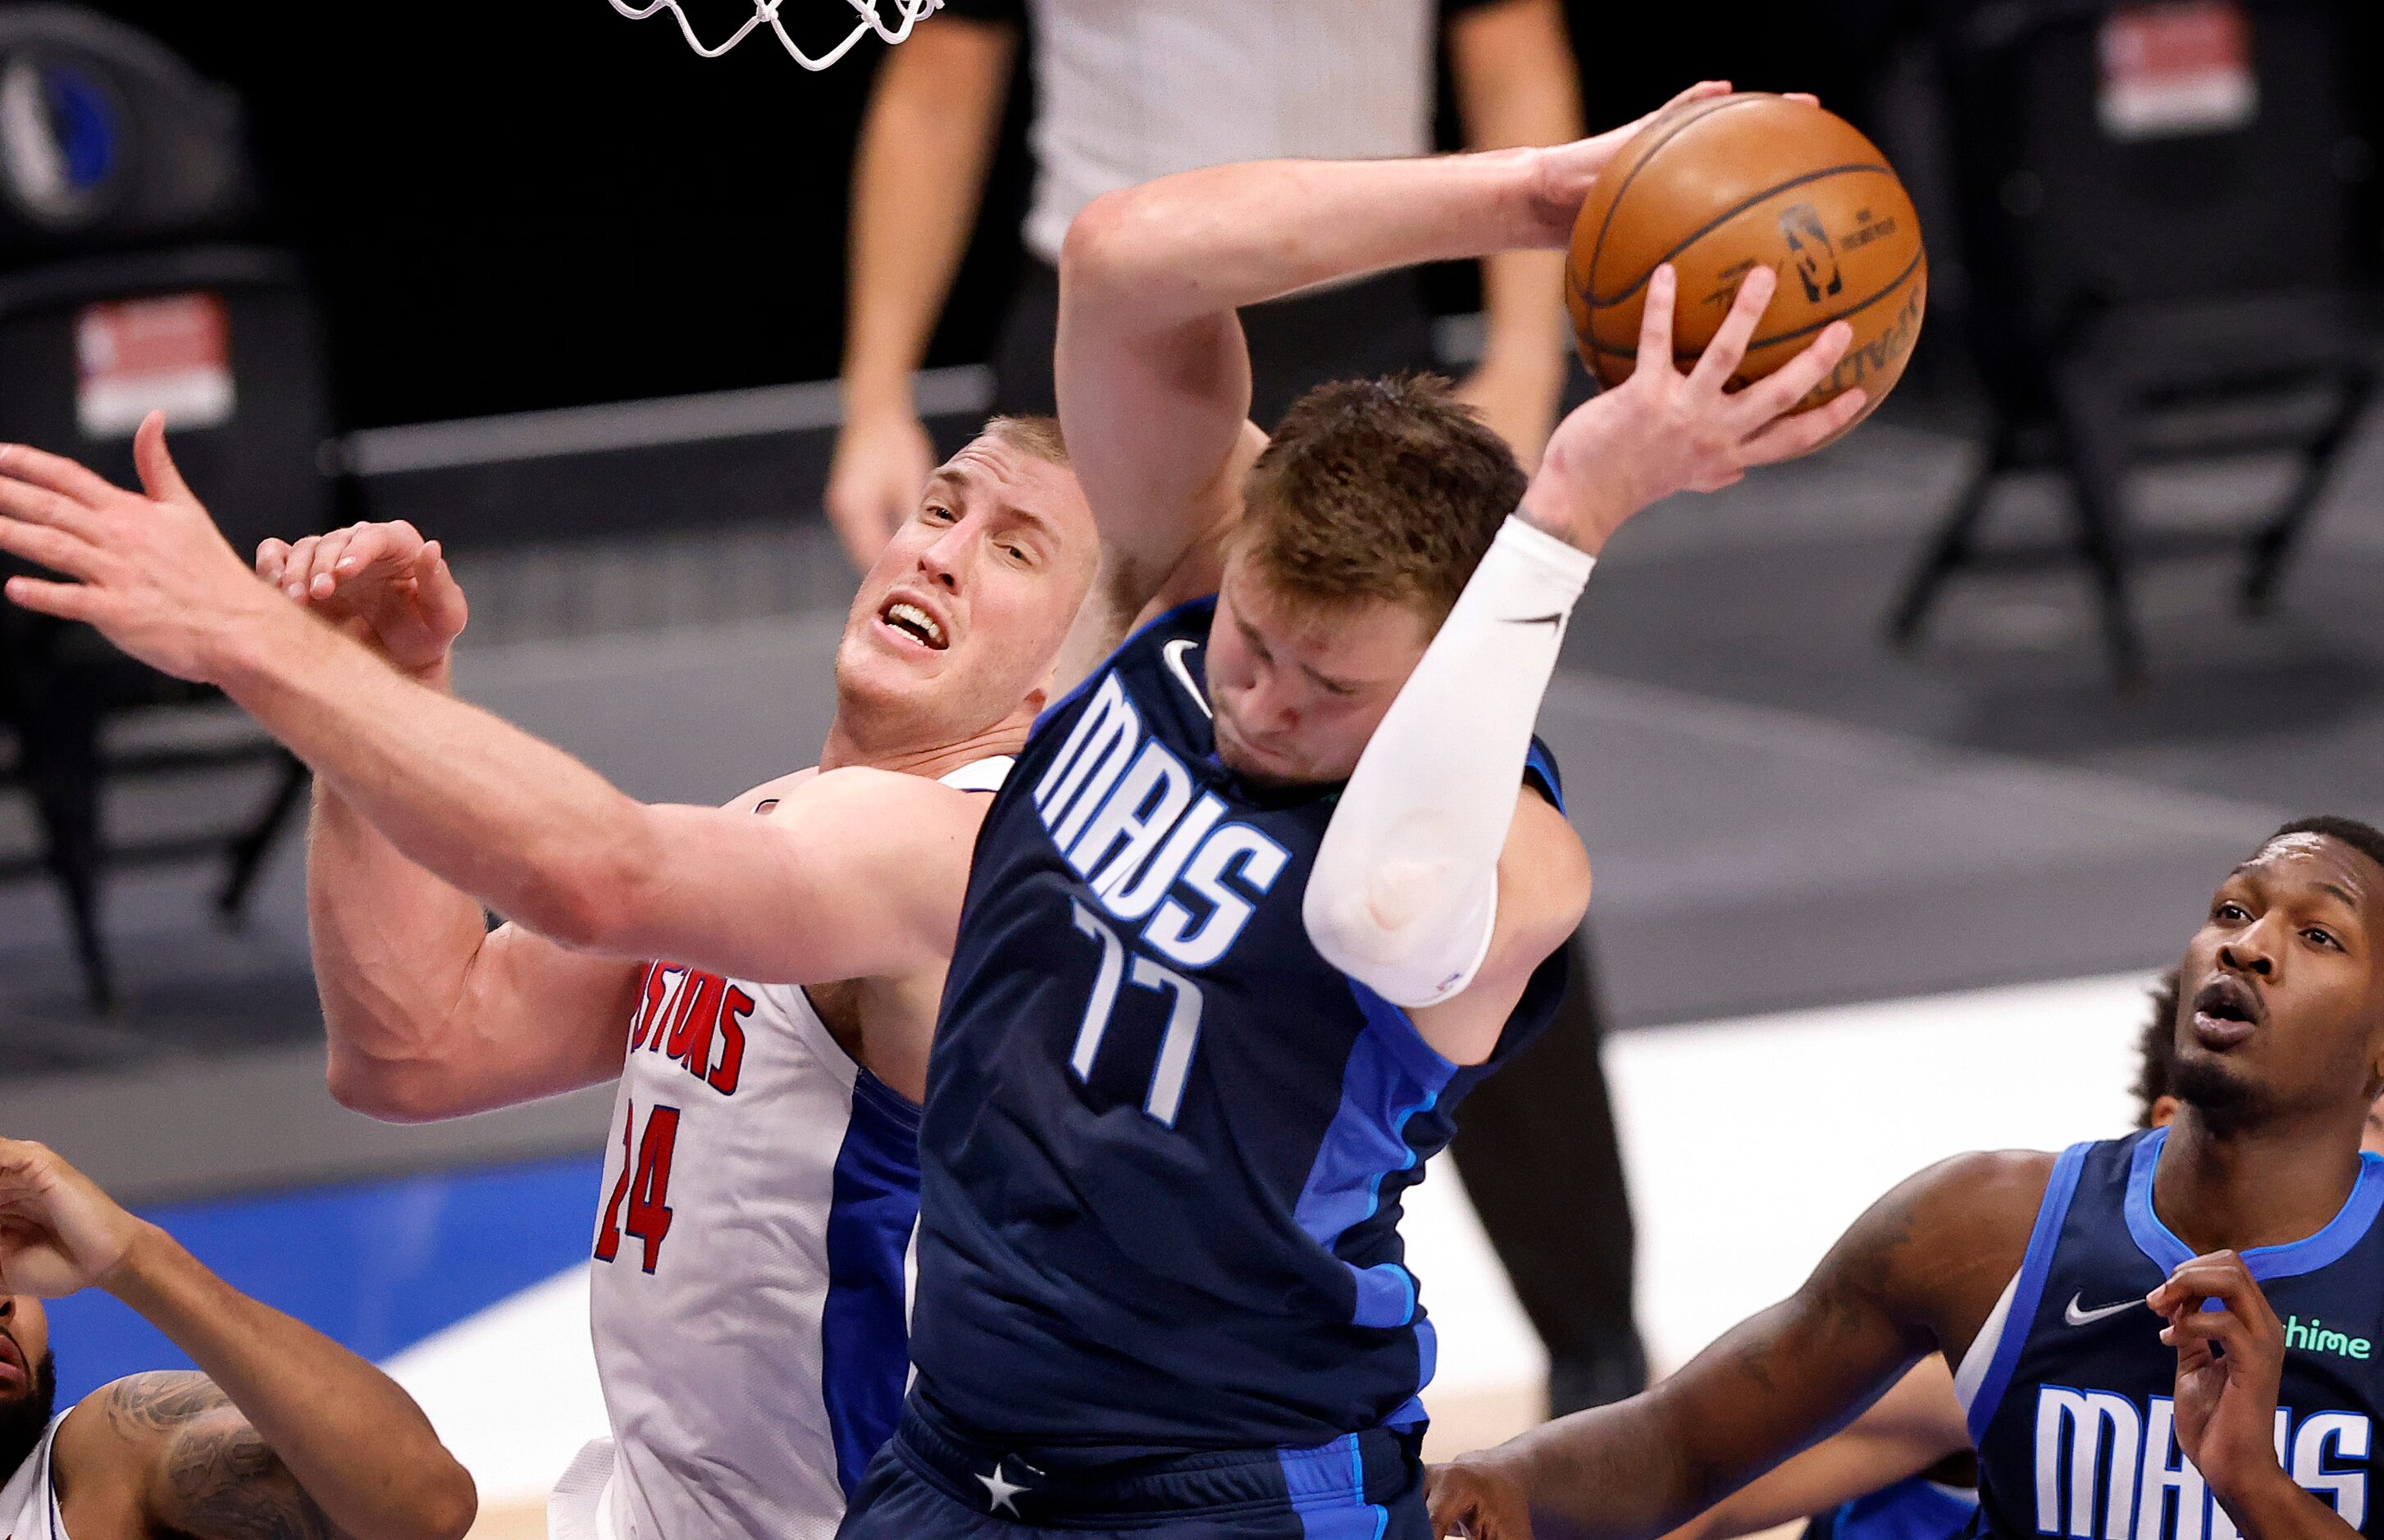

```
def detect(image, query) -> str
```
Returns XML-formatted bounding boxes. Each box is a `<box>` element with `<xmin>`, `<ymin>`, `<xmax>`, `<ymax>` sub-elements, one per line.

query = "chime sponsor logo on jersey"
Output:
<box><xmin>2031</xmin><ymin>1387</ymin><xmax>2368</xmax><ymax>1539</ymax></box>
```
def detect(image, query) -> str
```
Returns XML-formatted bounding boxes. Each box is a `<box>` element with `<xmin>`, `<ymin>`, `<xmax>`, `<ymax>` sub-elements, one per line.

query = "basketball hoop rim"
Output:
<box><xmin>609</xmin><ymin>0</ymin><xmax>945</xmax><ymax>71</ymax></box>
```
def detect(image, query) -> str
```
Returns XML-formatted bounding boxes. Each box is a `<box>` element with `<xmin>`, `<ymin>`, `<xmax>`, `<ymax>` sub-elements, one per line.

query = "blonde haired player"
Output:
<box><xmin>0</xmin><ymin>413</ymin><xmax>1105</xmax><ymax>1540</ymax></box>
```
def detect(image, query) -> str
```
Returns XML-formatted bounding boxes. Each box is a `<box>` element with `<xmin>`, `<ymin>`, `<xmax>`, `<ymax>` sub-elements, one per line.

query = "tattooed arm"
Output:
<box><xmin>1426</xmin><ymin>1150</ymin><xmax>2052</xmax><ymax>1540</ymax></box>
<box><xmin>0</xmin><ymin>1141</ymin><xmax>474</xmax><ymax>1540</ymax></box>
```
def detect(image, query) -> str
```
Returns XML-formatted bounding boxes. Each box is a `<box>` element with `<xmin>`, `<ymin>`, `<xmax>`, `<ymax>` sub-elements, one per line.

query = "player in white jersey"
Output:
<box><xmin>0</xmin><ymin>1138</ymin><xmax>473</xmax><ymax>1540</ymax></box>
<box><xmin>0</xmin><ymin>413</ymin><xmax>1111</xmax><ymax>1538</ymax></box>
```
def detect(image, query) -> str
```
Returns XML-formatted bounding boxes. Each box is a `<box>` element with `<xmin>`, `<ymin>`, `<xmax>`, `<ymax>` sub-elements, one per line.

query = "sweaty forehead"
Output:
<box><xmin>2239</xmin><ymin>835</ymin><xmax>2384</xmax><ymax>914</ymax></box>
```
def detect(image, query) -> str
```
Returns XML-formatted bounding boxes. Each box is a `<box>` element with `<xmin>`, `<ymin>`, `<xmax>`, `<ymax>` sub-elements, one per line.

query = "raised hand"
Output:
<box><xmin>1518</xmin><ymin>263</ymin><xmax>1866</xmax><ymax>556</ymax></box>
<box><xmin>1427</xmin><ymin>1455</ymin><xmax>1537</xmax><ymax>1540</ymax></box>
<box><xmin>825</xmin><ymin>406</ymin><xmax>936</xmax><ymax>572</ymax></box>
<box><xmin>0</xmin><ymin>412</ymin><xmax>279</xmax><ymax>684</ymax></box>
<box><xmin>2150</xmin><ymin>1251</ymin><xmax>2293</xmax><ymax>1511</ymax></box>
<box><xmin>1525</xmin><ymin>84</ymin><xmax>1821</xmax><ymax>247</ymax></box>
<box><xmin>258</xmin><ymin>519</ymin><xmax>468</xmax><ymax>681</ymax></box>
<box><xmin>0</xmin><ymin>1138</ymin><xmax>150</xmax><ymax>1298</ymax></box>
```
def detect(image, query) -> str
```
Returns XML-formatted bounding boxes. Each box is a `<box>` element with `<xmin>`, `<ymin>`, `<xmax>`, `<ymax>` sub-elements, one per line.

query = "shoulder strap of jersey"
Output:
<box><xmin>1031</xmin><ymin>595</ymin><xmax>1219</xmax><ymax>740</ymax></box>
<box><xmin>1964</xmin><ymin>1139</ymin><xmax>2095</xmax><ymax>1442</ymax></box>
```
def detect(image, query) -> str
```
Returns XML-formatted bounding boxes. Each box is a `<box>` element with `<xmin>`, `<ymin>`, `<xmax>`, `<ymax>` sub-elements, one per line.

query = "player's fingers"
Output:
<box><xmin>2</xmin><ymin>573</ymin><xmax>107</xmax><ymax>624</ymax></box>
<box><xmin>1737</xmin><ymin>321</ymin><xmax>1853</xmax><ymax>425</ymax></box>
<box><xmin>0</xmin><ymin>514</ymin><xmax>100</xmax><ymax>580</ymax></box>
<box><xmin>1739</xmin><ymin>390</ymin><xmax>1866</xmax><ymax>467</ymax></box>
<box><xmin>335</xmin><ymin>521</ymin><xmax>425</xmax><ymax>578</ymax></box>
<box><xmin>1785</xmin><ymin>92</ymin><xmax>1821</xmax><ymax>107</ymax></box>
<box><xmin>0</xmin><ymin>441</ymin><xmax>121</xmax><ymax>508</ymax></box>
<box><xmin>2159</xmin><ymin>1308</ymin><xmax>2256</xmax><ymax>1359</ymax></box>
<box><xmin>305</xmin><ymin>528</ymin><xmax>359</xmax><ymax>597</ymax></box>
<box><xmin>255</xmin><ymin>538</ymin><xmax>292</xmax><ymax>584</ymax></box>
<box><xmin>278</xmin><ymin>536</ymin><xmax>323</xmax><ymax>599</ymax></box>
<box><xmin>1657</xmin><ymin>80</ymin><xmax>1731</xmax><ymax>116</ymax></box>
<box><xmin>0</xmin><ymin>472</ymin><xmax>103</xmax><ymax>540</ymax></box>
<box><xmin>132</xmin><ymin>412</ymin><xmax>195</xmax><ymax>505</ymax></box>
<box><xmin>1636</xmin><ymin>265</ymin><xmax>1681</xmax><ymax>380</ymax></box>
<box><xmin>2151</xmin><ymin>1253</ymin><xmax>2272</xmax><ymax>1324</ymax></box>
<box><xmin>1688</xmin><ymin>266</ymin><xmax>1779</xmax><ymax>394</ymax></box>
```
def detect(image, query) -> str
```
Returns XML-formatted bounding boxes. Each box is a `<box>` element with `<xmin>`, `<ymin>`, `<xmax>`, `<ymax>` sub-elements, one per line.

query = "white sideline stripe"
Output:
<box><xmin>385</xmin><ymin>968</ymin><xmax>2155</xmax><ymax>1506</ymax></box>
<box><xmin>340</xmin><ymin>364</ymin><xmax>994</xmax><ymax>477</ymax></box>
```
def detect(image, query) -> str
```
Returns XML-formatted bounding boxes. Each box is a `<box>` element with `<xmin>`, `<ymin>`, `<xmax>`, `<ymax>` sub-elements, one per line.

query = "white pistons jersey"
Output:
<box><xmin>551</xmin><ymin>757</ymin><xmax>1011</xmax><ymax>1540</ymax></box>
<box><xmin>0</xmin><ymin>1415</ymin><xmax>66</xmax><ymax>1539</ymax></box>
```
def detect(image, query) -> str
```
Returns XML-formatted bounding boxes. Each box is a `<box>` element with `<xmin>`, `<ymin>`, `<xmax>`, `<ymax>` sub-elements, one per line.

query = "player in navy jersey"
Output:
<box><xmin>836</xmin><ymin>80</ymin><xmax>1870</xmax><ymax>1540</ymax></box>
<box><xmin>1433</xmin><ymin>815</ymin><xmax>2384</xmax><ymax>1540</ymax></box>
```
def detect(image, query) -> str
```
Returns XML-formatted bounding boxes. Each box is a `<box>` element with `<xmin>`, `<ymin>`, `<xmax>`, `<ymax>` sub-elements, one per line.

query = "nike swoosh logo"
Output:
<box><xmin>2064</xmin><ymin>1292</ymin><xmax>2142</xmax><ymax>1327</ymax></box>
<box><xmin>1507</xmin><ymin>612</ymin><xmax>1565</xmax><ymax>628</ymax></box>
<box><xmin>1163</xmin><ymin>639</ymin><xmax>1212</xmax><ymax>718</ymax></box>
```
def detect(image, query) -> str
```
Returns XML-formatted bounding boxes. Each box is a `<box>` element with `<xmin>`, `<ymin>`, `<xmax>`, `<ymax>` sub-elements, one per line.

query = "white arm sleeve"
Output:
<box><xmin>1304</xmin><ymin>514</ymin><xmax>1592</xmax><ymax>1008</ymax></box>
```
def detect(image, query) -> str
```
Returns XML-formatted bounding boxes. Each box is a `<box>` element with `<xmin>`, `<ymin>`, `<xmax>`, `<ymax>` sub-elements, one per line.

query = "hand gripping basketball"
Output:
<box><xmin>1518</xmin><ymin>262</ymin><xmax>1864</xmax><ymax>557</ymax></box>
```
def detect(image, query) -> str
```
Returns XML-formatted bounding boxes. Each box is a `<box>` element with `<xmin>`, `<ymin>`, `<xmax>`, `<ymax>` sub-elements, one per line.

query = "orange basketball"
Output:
<box><xmin>1566</xmin><ymin>93</ymin><xmax>1926</xmax><ymax>427</ymax></box>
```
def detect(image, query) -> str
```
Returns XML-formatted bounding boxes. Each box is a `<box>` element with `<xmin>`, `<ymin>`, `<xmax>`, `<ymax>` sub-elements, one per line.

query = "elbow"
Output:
<box><xmin>326</xmin><ymin>1047</ymin><xmax>476</xmax><ymax>1124</ymax></box>
<box><xmin>390</xmin><ymin>1456</ymin><xmax>477</xmax><ymax>1540</ymax></box>
<box><xmin>1058</xmin><ymin>189</ymin><xmax>1167</xmax><ymax>312</ymax></box>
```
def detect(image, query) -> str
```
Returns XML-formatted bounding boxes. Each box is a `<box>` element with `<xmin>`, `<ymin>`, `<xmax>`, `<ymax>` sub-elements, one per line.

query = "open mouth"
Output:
<box><xmin>2191</xmin><ymin>974</ymin><xmax>2263</xmax><ymax>1048</ymax></box>
<box><xmin>877</xmin><ymin>599</ymin><xmax>948</xmax><ymax>651</ymax></box>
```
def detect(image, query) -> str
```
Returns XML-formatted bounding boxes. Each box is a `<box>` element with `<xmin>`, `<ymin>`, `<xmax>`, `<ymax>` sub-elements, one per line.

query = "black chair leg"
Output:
<box><xmin>217</xmin><ymin>752</ymin><xmax>310</xmax><ymax>926</ymax></box>
<box><xmin>2242</xmin><ymin>366</ymin><xmax>2373</xmax><ymax>617</ymax></box>
<box><xmin>2051</xmin><ymin>381</ymin><xmax>2145</xmax><ymax>687</ymax></box>
<box><xmin>18</xmin><ymin>704</ymin><xmax>112</xmax><ymax>1011</ymax></box>
<box><xmin>1886</xmin><ymin>423</ymin><xmax>2015</xmax><ymax>649</ymax></box>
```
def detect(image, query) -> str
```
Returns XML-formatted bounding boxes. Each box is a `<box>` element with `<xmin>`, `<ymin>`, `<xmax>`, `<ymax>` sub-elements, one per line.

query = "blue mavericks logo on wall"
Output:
<box><xmin>0</xmin><ymin>52</ymin><xmax>122</xmax><ymax>228</ymax></box>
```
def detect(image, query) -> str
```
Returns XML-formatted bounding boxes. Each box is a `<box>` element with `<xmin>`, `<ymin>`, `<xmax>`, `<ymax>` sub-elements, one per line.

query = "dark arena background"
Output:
<box><xmin>0</xmin><ymin>3</ymin><xmax>2376</xmax><ymax>1536</ymax></box>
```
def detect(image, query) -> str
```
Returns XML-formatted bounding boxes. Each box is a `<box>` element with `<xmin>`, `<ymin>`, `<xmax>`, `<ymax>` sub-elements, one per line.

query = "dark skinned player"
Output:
<box><xmin>1432</xmin><ymin>816</ymin><xmax>2384</xmax><ymax>1540</ymax></box>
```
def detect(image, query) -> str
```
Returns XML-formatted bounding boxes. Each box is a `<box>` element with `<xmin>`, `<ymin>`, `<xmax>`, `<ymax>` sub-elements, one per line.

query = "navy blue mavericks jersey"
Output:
<box><xmin>1963</xmin><ymin>1128</ymin><xmax>2384</xmax><ymax>1540</ymax></box>
<box><xmin>910</xmin><ymin>597</ymin><xmax>1570</xmax><ymax>1455</ymax></box>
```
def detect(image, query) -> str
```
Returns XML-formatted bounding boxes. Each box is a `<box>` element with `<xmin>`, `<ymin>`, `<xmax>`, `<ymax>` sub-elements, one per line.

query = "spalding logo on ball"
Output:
<box><xmin>1567</xmin><ymin>93</ymin><xmax>1926</xmax><ymax>428</ymax></box>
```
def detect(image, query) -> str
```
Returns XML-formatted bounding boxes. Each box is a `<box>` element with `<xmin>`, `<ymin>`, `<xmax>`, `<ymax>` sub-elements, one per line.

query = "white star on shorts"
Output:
<box><xmin>978</xmin><ymin>1461</ymin><xmax>1030</xmax><ymax>1515</ymax></box>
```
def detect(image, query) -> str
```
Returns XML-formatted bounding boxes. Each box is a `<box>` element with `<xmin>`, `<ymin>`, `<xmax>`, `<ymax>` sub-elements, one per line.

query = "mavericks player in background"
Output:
<box><xmin>1433</xmin><ymin>816</ymin><xmax>2384</xmax><ymax>1540</ymax></box>
<box><xmin>0</xmin><ymin>1138</ymin><xmax>473</xmax><ymax>1540</ymax></box>
<box><xmin>1662</xmin><ymin>976</ymin><xmax>2384</xmax><ymax>1540</ymax></box>
<box><xmin>0</xmin><ymin>413</ymin><xmax>1101</xmax><ymax>1539</ymax></box>
<box><xmin>836</xmin><ymin>83</ymin><xmax>1866</xmax><ymax>1540</ymax></box>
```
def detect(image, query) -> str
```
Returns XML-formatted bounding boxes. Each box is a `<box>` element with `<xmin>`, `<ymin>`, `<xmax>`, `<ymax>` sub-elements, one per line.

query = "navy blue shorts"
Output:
<box><xmin>836</xmin><ymin>1398</ymin><xmax>1427</xmax><ymax>1539</ymax></box>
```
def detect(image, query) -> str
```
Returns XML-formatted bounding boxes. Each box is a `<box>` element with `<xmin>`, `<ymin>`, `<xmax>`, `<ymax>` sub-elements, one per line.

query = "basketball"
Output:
<box><xmin>1566</xmin><ymin>93</ymin><xmax>1927</xmax><ymax>426</ymax></box>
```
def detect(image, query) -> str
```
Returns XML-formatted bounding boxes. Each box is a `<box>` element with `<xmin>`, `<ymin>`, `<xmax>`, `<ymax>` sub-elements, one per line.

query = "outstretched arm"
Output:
<box><xmin>1310</xmin><ymin>265</ymin><xmax>1863</xmax><ymax>1062</ymax></box>
<box><xmin>5</xmin><ymin>1141</ymin><xmax>475</xmax><ymax>1540</ymax></box>
<box><xmin>1046</xmin><ymin>83</ymin><xmax>1734</xmax><ymax>693</ymax></box>
<box><xmin>258</xmin><ymin>522</ymin><xmax>642</xmax><ymax>1122</ymax></box>
<box><xmin>1427</xmin><ymin>1151</ymin><xmax>2049</xmax><ymax>1540</ymax></box>
<box><xmin>0</xmin><ymin>429</ymin><xmax>982</xmax><ymax>989</ymax></box>
<box><xmin>1658</xmin><ymin>1357</ymin><xmax>1969</xmax><ymax>1540</ymax></box>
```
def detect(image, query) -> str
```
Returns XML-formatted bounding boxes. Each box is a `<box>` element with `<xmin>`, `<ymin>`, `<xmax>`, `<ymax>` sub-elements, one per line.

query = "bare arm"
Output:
<box><xmin>1428</xmin><ymin>1151</ymin><xmax>2051</xmax><ymax>1540</ymax></box>
<box><xmin>1448</xmin><ymin>0</ymin><xmax>1585</xmax><ymax>470</ymax></box>
<box><xmin>0</xmin><ymin>440</ymin><xmax>982</xmax><ymax>991</ymax></box>
<box><xmin>256</xmin><ymin>523</ymin><xmax>643</xmax><ymax>1122</ymax></box>
<box><xmin>1659</xmin><ymin>1358</ymin><xmax>1969</xmax><ymax>1540</ymax></box>
<box><xmin>828</xmin><ymin>15</ymin><xmax>1020</xmax><ymax>569</ymax></box>
<box><xmin>5</xmin><ymin>1142</ymin><xmax>474</xmax><ymax>1540</ymax></box>
<box><xmin>1047</xmin><ymin>88</ymin><xmax>1725</xmax><ymax>691</ymax></box>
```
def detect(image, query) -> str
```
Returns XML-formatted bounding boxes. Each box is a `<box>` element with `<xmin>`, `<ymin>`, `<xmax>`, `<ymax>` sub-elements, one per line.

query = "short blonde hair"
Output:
<box><xmin>984</xmin><ymin>413</ymin><xmax>1069</xmax><ymax>467</ymax></box>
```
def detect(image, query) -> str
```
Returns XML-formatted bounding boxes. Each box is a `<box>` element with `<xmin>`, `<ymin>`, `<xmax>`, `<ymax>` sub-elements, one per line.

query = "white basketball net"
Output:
<box><xmin>609</xmin><ymin>0</ymin><xmax>944</xmax><ymax>71</ymax></box>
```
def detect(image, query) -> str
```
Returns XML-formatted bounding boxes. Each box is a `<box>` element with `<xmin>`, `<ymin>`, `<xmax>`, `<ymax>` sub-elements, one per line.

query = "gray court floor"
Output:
<box><xmin>3</xmin><ymin>407</ymin><xmax>2378</xmax><ymax>1198</ymax></box>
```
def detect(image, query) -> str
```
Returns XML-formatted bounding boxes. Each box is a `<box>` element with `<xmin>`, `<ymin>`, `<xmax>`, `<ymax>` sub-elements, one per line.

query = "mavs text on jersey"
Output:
<box><xmin>843</xmin><ymin>598</ymin><xmax>1568</xmax><ymax>1537</ymax></box>
<box><xmin>1959</xmin><ymin>1128</ymin><xmax>2384</xmax><ymax>1540</ymax></box>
